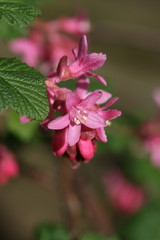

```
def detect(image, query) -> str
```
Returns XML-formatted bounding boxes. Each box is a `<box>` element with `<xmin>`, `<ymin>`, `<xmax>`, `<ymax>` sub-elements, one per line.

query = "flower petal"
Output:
<box><xmin>81</xmin><ymin>53</ymin><xmax>107</xmax><ymax>71</ymax></box>
<box><xmin>67</xmin><ymin>53</ymin><xmax>107</xmax><ymax>82</ymax></box>
<box><xmin>76</xmin><ymin>75</ymin><xmax>90</xmax><ymax>99</ymax></box>
<box><xmin>96</xmin><ymin>128</ymin><xmax>107</xmax><ymax>142</ymax></box>
<box><xmin>57</xmin><ymin>55</ymin><xmax>68</xmax><ymax>78</ymax></box>
<box><xmin>52</xmin><ymin>128</ymin><xmax>68</xmax><ymax>156</ymax></box>
<box><xmin>78</xmin><ymin>35</ymin><xmax>88</xmax><ymax>59</ymax></box>
<box><xmin>101</xmin><ymin>97</ymin><xmax>119</xmax><ymax>110</ymax></box>
<box><xmin>78</xmin><ymin>138</ymin><xmax>94</xmax><ymax>162</ymax></box>
<box><xmin>86</xmin><ymin>90</ymin><xmax>112</xmax><ymax>105</ymax></box>
<box><xmin>20</xmin><ymin>115</ymin><xmax>31</xmax><ymax>124</ymax></box>
<box><xmin>9</xmin><ymin>39</ymin><xmax>39</xmax><ymax>67</ymax></box>
<box><xmin>48</xmin><ymin>114</ymin><xmax>69</xmax><ymax>130</ymax></box>
<box><xmin>83</xmin><ymin>111</ymin><xmax>106</xmax><ymax>129</ymax></box>
<box><xmin>68</xmin><ymin>123</ymin><xmax>81</xmax><ymax>146</ymax></box>
<box><xmin>86</xmin><ymin>71</ymin><xmax>107</xmax><ymax>85</ymax></box>
<box><xmin>80</xmin><ymin>91</ymin><xmax>102</xmax><ymax>108</ymax></box>
<box><xmin>100</xmin><ymin>110</ymin><xmax>122</xmax><ymax>120</ymax></box>
<box><xmin>66</xmin><ymin>92</ymin><xmax>80</xmax><ymax>111</ymax></box>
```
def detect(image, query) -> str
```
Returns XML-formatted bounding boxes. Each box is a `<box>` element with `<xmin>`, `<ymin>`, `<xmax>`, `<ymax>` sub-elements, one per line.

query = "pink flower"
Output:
<box><xmin>103</xmin><ymin>170</ymin><xmax>145</xmax><ymax>214</ymax></box>
<box><xmin>47</xmin><ymin>35</ymin><xmax>107</xmax><ymax>85</ymax></box>
<box><xmin>144</xmin><ymin>136</ymin><xmax>160</xmax><ymax>167</ymax></box>
<box><xmin>9</xmin><ymin>37</ymin><xmax>41</xmax><ymax>67</ymax></box>
<box><xmin>48</xmin><ymin>83</ymin><xmax>121</xmax><ymax>166</ymax></box>
<box><xmin>48</xmin><ymin>91</ymin><xmax>106</xmax><ymax>146</ymax></box>
<box><xmin>51</xmin><ymin>129</ymin><xmax>97</xmax><ymax>168</ymax></box>
<box><xmin>139</xmin><ymin>89</ymin><xmax>160</xmax><ymax>167</ymax></box>
<box><xmin>57</xmin><ymin>16</ymin><xmax>91</xmax><ymax>35</ymax></box>
<box><xmin>0</xmin><ymin>145</ymin><xmax>19</xmax><ymax>184</ymax></box>
<box><xmin>9</xmin><ymin>16</ymin><xmax>91</xmax><ymax>74</ymax></box>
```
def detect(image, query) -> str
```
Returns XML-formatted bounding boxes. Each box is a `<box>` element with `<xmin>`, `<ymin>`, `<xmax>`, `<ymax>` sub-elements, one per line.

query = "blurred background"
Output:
<box><xmin>0</xmin><ymin>0</ymin><xmax>160</xmax><ymax>240</ymax></box>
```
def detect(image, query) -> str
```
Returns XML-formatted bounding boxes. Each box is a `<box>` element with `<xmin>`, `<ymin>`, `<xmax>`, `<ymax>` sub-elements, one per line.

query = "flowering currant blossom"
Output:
<box><xmin>103</xmin><ymin>170</ymin><xmax>145</xmax><ymax>214</ymax></box>
<box><xmin>48</xmin><ymin>76</ymin><xmax>121</xmax><ymax>167</ymax></box>
<box><xmin>47</xmin><ymin>35</ymin><xmax>107</xmax><ymax>85</ymax></box>
<box><xmin>17</xmin><ymin>26</ymin><xmax>121</xmax><ymax>166</ymax></box>
<box><xmin>9</xmin><ymin>16</ymin><xmax>90</xmax><ymax>73</ymax></box>
<box><xmin>139</xmin><ymin>89</ymin><xmax>160</xmax><ymax>167</ymax></box>
<box><xmin>0</xmin><ymin>145</ymin><xmax>19</xmax><ymax>184</ymax></box>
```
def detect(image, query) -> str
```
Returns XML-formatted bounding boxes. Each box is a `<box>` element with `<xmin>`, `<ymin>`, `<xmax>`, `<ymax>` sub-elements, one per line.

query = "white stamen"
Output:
<box><xmin>74</xmin><ymin>117</ymin><xmax>81</xmax><ymax>125</ymax></box>
<box><xmin>106</xmin><ymin>120</ymin><xmax>112</xmax><ymax>126</ymax></box>
<box><xmin>83</xmin><ymin>110</ymin><xmax>88</xmax><ymax>113</ymax></box>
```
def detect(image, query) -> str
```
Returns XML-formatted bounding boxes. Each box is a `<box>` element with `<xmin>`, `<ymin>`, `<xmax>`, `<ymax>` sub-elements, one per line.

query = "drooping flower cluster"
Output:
<box><xmin>0</xmin><ymin>145</ymin><xmax>19</xmax><ymax>184</ymax></box>
<box><xmin>44</xmin><ymin>35</ymin><xmax>121</xmax><ymax>167</ymax></box>
<box><xmin>9</xmin><ymin>15</ymin><xmax>90</xmax><ymax>74</ymax></box>
<box><xmin>103</xmin><ymin>170</ymin><xmax>145</xmax><ymax>214</ymax></box>
<box><xmin>139</xmin><ymin>89</ymin><xmax>160</xmax><ymax>167</ymax></box>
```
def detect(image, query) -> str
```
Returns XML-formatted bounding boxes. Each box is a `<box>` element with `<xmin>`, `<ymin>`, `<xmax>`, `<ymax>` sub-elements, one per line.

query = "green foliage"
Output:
<box><xmin>34</xmin><ymin>223</ymin><xmax>119</xmax><ymax>240</ymax></box>
<box><xmin>80</xmin><ymin>233</ymin><xmax>119</xmax><ymax>240</ymax></box>
<box><xmin>0</xmin><ymin>1</ymin><xmax>40</xmax><ymax>27</ymax></box>
<box><xmin>34</xmin><ymin>224</ymin><xmax>71</xmax><ymax>240</ymax></box>
<box><xmin>121</xmin><ymin>203</ymin><xmax>160</xmax><ymax>240</ymax></box>
<box><xmin>6</xmin><ymin>110</ymin><xmax>39</xmax><ymax>141</ymax></box>
<box><xmin>0</xmin><ymin>0</ymin><xmax>55</xmax><ymax>6</ymax></box>
<box><xmin>0</xmin><ymin>20</ymin><xmax>26</xmax><ymax>40</ymax></box>
<box><xmin>0</xmin><ymin>58</ymin><xmax>49</xmax><ymax>121</ymax></box>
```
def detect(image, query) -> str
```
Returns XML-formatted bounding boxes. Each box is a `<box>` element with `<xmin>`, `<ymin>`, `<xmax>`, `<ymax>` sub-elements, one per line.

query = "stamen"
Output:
<box><xmin>82</xmin><ymin>116</ymin><xmax>87</xmax><ymax>121</ymax></box>
<box><xmin>83</xmin><ymin>110</ymin><xmax>88</xmax><ymax>113</ymax></box>
<box><xmin>106</xmin><ymin>120</ymin><xmax>112</xmax><ymax>126</ymax></box>
<box><xmin>74</xmin><ymin>117</ymin><xmax>81</xmax><ymax>125</ymax></box>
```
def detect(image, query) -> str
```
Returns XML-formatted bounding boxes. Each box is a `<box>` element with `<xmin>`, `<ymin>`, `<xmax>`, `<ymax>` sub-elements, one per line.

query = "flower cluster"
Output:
<box><xmin>9</xmin><ymin>16</ymin><xmax>90</xmax><ymax>74</ymax></box>
<box><xmin>44</xmin><ymin>35</ymin><xmax>121</xmax><ymax>167</ymax></box>
<box><xmin>139</xmin><ymin>89</ymin><xmax>160</xmax><ymax>167</ymax></box>
<box><xmin>11</xmin><ymin>14</ymin><xmax>121</xmax><ymax>167</ymax></box>
<box><xmin>0</xmin><ymin>145</ymin><xmax>19</xmax><ymax>184</ymax></box>
<box><xmin>103</xmin><ymin>170</ymin><xmax>145</xmax><ymax>214</ymax></box>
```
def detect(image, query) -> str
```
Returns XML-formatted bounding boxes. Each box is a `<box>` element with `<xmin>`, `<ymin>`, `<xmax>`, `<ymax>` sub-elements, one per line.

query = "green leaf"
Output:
<box><xmin>0</xmin><ymin>2</ymin><xmax>40</xmax><ymax>27</ymax></box>
<box><xmin>6</xmin><ymin>110</ymin><xmax>39</xmax><ymax>141</ymax></box>
<box><xmin>34</xmin><ymin>223</ymin><xmax>71</xmax><ymax>240</ymax></box>
<box><xmin>0</xmin><ymin>58</ymin><xmax>49</xmax><ymax>121</ymax></box>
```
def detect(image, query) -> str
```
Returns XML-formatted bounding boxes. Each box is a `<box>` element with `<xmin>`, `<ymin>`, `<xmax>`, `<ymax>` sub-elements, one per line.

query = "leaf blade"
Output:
<box><xmin>0</xmin><ymin>58</ymin><xmax>49</xmax><ymax>121</ymax></box>
<box><xmin>0</xmin><ymin>2</ymin><xmax>40</xmax><ymax>27</ymax></box>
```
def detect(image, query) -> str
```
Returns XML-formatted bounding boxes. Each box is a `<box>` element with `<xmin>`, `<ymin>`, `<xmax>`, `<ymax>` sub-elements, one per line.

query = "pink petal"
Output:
<box><xmin>101</xmin><ymin>97</ymin><xmax>119</xmax><ymax>110</ymax></box>
<box><xmin>78</xmin><ymin>138</ymin><xmax>94</xmax><ymax>162</ymax></box>
<box><xmin>100</xmin><ymin>110</ymin><xmax>122</xmax><ymax>120</ymax></box>
<box><xmin>83</xmin><ymin>111</ymin><xmax>106</xmax><ymax>129</ymax></box>
<box><xmin>72</xmin><ymin>48</ymin><xmax>78</xmax><ymax>59</ymax></box>
<box><xmin>59</xmin><ymin>18</ymin><xmax>90</xmax><ymax>35</ymax></box>
<box><xmin>66</xmin><ymin>92</ymin><xmax>80</xmax><ymax>111</ymax></box>
<box><xmin>67</xmin><ymin>53</ymin><xmax>107</xmax><ymax>82</ymax></box>
<box><xmin>20</xmin><ymin>115</ymin><xmax>31</xmax><ymax>124</ymax></box>
<box><xmin>81</xmin><ymin>53</ymin><xmax>106</xmax><ymax>70</ymax></box>
<box><xmin>68</xmin><ymin>123</ymin><xmax>81</xmax><ymax>146</ymax></box>
<box><xmin>80</xmin><ymin>91</ymin><xmax>102</xmax><ymax>108</ymax></box>
<box><xmin>57</xmin><ymin>56</ymin><xmax>68</xmax><ymax>78</ymax></box>
<box><xmin>86</xmin><ymin>90</ymin><xmax>112</xmax><ymax>105</ymax></box>
<box><xmin>9</xmin><ymin>39</ymin><xmax>39</xmax><ymax>67</ymax></box>
<box><xmin>52</xmin><ymin>128</ymin><xmax>68</xmax><ymax>156</ymax></box>
<box><xmin>48</xmin><ymin>114</ymin><xmax>69</xmax><ymax>130</ymax></box>
<box><xmin>78</xmin><ymin>35</ymin><xmax>88</xmax><ymax>59</ymax></box>
<box><xmin>86</xmin><ymin>71</ymin><xmax>107</xmax><ymax>85</ymax></box>
<box><xmin>96</xmin><ymin>128</ymin><xmax>107</xmax><ymax>142</ymax></box>
<box><xmin>76</xmin><ymin>75</ymin><xmax>90</xmax><ymax>99</ymax></box>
